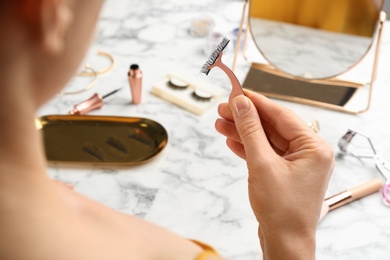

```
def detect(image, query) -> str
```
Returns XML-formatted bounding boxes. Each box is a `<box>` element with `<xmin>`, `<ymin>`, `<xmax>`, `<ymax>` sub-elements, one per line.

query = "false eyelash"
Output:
<box><xmin>201</xmin><ymin>37</ymin><xmax>230</xmax><ymax>75</ymax></box>
<box><xmin>83</xmin><ymin>144</ymin><xmax>105</xmax><ymax>161</ymax></box>
<box><xmin>107</xmin><ymin>136</ymin><xmax>129</xmax><ymax>154</ymax></box>
<box><xmin>128</xmin><ymin>132</ymin><xmax>154</xmax><ymax>146</ymax></box>
<box><xmin>128</xmin><ymin>135</ymin><xmax>154</xmax><ymax>146</ymax></box>
<box><xmin>168</xmin><ymin>77</ymin><xmax>189</xmax><ymax>90</ymax></box>
<box><xmin>191</xmin><ymin>89</ymin><xmax>213</xmax><ymax>101</ymax></box>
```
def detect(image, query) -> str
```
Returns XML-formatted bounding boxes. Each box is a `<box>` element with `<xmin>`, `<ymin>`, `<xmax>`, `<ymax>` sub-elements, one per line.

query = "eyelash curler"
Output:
<box><xmin>338</xmin><ymin>129</ymin><xmax>390</xmax><ymax>206</ymax></box>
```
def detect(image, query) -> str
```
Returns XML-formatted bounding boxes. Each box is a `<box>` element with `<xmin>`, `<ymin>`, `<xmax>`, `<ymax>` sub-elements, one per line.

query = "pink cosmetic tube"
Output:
<box><xmin>128</xmin><ymin>64</ymin><xmax>142</xmax><ymax>104</ymax></box>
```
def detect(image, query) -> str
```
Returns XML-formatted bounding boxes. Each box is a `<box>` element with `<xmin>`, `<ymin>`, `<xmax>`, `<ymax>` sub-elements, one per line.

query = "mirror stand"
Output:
<box><xmin>233</xmin><ymin>4</ymin><xmax>386</xmax><ymax>115</ymax></box>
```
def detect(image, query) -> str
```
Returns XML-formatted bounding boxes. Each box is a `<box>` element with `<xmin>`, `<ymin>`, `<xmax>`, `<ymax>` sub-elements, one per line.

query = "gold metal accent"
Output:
<box><xmin>232</xmin><ymin>0</ymin><xmax>248</xmax><ymax>71</ymax></box>
<box><xmin>308</xmin><ymin>120</ymin><xmax>320</xmax><ymax>133</ymax></box>
<box><xmin>60</xmin><ymin>65</ymin><xmax>97</xmax><ymax>95</ymax></box>
<box><xmin>325</xmin><ymin>191</ymin><xmax>352</xmax><ymax>211</ymax></box>
<box><xmin>37</xmin><ymin>115</ymin><xmax>168</xmax><ymax>166</ymax></box>
<box><xmin>248</xmin><ymin>0</ymin><xmax>382</xmax><ymax>79</ymax></box>
<box><xmin>59</xmin><ymin>51</ymin><xmax>115</xmax><ymax>95</ymax></box>
<box><xmin>233</xmin><ymin>0</ymin><xmax>386</xmax><ymax>114</ymax></box>
<box><xmin>77</xmin><ymin>51</ymin><xmax>116</xmax><ymax>77</ymax></box>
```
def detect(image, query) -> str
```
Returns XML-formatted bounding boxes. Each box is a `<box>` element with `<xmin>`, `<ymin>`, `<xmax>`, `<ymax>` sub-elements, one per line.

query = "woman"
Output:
<box><xmin>0</xmin><ymin>0</ymin><xmax>334</xmax><ymax>259</ymax></box>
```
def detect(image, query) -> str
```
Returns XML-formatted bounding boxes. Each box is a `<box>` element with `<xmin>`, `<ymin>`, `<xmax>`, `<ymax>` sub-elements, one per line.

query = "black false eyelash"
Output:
<box><xmin>168</xmin><ymin>77</ymin><xmax>189</xmax><ymax>90</ymax></box>
<box><xmin>201</xmin><ymin>37</ymin><xmax>230</xmax><ymax>75</ymax></box>
<box><xmin>128</xmin><ymin>133</ymin><xmax>154</xmax><ymax>147</ymax></box>
<box><xmin>83</xmin><ymin>144</ymin><xmax>105</xmax><ymax>161</ymax></box>
<box><xmin>192</xmin><ymin>89</ymin><xmax>213</xmax><ymax>102</ymax></box>
<box><xmin>107</xmin><ymin>137</ymin><xmax>129</xmax><ymax>154</ymax></box>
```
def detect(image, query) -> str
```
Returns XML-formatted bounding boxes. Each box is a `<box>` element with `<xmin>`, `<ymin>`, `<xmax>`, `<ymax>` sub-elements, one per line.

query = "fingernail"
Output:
<box><xmin>233</xmin><ymin>95</ymin><xmax>250</xmax><ymax>117</ymax></box>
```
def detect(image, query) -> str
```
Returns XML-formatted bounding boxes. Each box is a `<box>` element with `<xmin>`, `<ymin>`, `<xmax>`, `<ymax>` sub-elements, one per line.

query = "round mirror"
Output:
<box><xmin>249</xmin><ymin>0</ymin><xmax>383</xmax><ymax>79</ymax></box>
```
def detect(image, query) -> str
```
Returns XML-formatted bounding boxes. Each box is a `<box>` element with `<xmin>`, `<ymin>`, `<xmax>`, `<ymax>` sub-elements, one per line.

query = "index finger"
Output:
<box><xmin>244</xmin><ymin>89</ymin><xmax>314</xmax><ymax>142</ymax></box>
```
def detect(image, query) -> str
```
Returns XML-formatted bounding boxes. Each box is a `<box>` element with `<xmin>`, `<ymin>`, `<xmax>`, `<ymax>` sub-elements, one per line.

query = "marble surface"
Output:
<box><xmin>37</xmin><ymin>1</ymin><xmax>390</xmax><ymax>259</ymax></box>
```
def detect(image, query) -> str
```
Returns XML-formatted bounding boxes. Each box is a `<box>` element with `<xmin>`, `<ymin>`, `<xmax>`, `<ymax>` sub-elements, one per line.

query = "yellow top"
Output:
<box><xmin>249</xmin><ymin>0</ymin><xmax>379</xmax><ymax>37</ymax></box>
<box><xmin>190</xmin><ymin>239</ymin><xmax>221</xmax><ymax>260</ymax></box>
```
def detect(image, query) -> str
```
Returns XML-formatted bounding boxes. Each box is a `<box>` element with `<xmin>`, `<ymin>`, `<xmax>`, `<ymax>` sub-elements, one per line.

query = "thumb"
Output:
<box><xmin>230</xmin><ymin>95</ymin><xmax>274</xmax><ymax>162</ymax></box>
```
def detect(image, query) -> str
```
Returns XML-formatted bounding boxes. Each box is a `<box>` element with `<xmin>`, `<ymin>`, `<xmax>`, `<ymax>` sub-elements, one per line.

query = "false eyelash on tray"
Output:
<box><xmin>151</xmin><ymin>70</ymin><xmax>226</xmax><ymax>115</ymax></box>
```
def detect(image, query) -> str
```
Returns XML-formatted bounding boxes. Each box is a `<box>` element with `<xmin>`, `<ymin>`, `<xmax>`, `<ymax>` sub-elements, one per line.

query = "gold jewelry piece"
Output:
<box><xmin>59</xmin><ymin>51</ymin><xmax>115</xmax><ymax>95</ymax></box>
<box><xmin>77</xmin><ymin>51</ymin><xmax>116</xmax><ymax>77</ymax></box>
<box><xmin>60</xmin><ymin>65</ymin><xmax>97</xmax><ymax>95</ymax></box>
<box><xmin>308</xmin><ymin>120</ymin><xmax>320</xmax><ymax>133</ymax></box>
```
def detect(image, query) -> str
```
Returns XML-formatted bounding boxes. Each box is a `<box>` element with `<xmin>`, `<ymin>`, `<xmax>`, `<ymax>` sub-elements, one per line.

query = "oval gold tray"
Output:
<box><xmin>36</xmin><ymin>115</ymin><xmax>168</xmax><ymax>166</ymax></box>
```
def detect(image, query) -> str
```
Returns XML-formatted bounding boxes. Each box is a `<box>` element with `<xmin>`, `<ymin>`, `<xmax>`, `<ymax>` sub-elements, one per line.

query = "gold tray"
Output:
<box><xmin>36</xmin><ymin>115</ymin><xmax>168</xmax><ymax>166</ymax></box>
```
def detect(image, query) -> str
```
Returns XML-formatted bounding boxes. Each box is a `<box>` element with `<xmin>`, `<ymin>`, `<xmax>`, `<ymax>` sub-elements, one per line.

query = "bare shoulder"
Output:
<box><xmin>0</xmin><ymin>181</ymin><xmax>204</xmax><ymax>260</ymax></box>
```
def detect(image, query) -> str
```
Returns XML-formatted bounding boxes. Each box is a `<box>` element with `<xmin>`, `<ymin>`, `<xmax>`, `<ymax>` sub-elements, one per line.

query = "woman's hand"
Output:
<box><xmin>215</xmin><ymin>90</ymin><xmax>334</xmax><ymax>259</ymax></box>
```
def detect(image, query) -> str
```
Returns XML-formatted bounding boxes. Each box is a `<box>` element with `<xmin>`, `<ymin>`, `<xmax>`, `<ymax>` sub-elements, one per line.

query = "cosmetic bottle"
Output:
<box><xmin>128</xmin><ymin>64</ymin><xmax>143</xmax><ymax>104</ymax></box>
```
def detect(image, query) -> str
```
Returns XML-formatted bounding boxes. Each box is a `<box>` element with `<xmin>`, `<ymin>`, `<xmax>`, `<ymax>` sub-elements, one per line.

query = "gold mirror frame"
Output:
<box><xmin>233</xmin><ymin>0</ymin><xmax>387</xmax><ymax>114</ymax></box>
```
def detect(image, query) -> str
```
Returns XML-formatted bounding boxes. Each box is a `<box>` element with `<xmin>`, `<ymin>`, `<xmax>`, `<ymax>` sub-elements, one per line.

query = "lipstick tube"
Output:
<box><xmin>325</xmin><ymin>178</ymin><xmax>383</xmax><ymax>210</ymax></box>
<box><xmin>128</xmin><ymin>64</ymin><xmax>142</xmax><ymax>104</ymax></box>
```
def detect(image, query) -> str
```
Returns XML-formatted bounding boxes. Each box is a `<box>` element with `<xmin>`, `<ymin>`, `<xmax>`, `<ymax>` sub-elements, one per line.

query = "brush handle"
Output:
<box><xmin>209</xmin><ymin>52</ymin><xmax>244</xmax><ymax>103</ymax></box>
<box><xmin>324</xmin><ymin>178</ymin><xmax>383</xmax><ymax>211</ymax></box>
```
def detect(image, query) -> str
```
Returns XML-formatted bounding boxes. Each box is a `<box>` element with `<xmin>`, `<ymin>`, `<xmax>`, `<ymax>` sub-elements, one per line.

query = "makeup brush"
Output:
<box><xmin>319</xmin><ymin>178</ymin><xmax>383</xmax><ymax>221</ymax></box>
<box><xmin>68</xmin><ymin>88</ymin><xmax>121</xmax><ymax>115</ymax></box>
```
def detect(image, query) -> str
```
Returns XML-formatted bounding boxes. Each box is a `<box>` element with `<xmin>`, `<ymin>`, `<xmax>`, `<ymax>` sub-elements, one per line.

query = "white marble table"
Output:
<box><xmin>37</xmin><ymin>1</ymin><xmax>390</xmax><ymax>259</ymax></box>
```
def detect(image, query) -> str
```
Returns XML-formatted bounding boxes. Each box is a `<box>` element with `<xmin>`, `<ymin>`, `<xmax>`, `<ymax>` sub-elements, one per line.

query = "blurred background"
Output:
<box><xmin>385</xmin><ymin>0</ymin><xmax>390</xmax><ymax>17</ymax></box>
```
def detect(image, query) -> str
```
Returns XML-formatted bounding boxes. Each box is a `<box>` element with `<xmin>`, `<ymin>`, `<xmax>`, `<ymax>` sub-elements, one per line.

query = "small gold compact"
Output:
<box><xmin>36</xmin><ymin>115</ymin><xmax>168</xmax><ymax>166</ymax></box>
